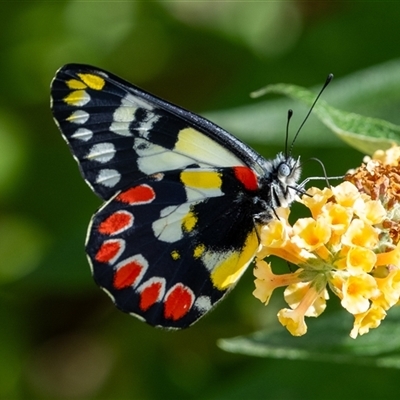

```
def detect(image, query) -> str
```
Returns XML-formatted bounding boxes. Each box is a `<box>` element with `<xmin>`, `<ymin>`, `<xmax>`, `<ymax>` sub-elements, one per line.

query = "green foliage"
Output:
<box><xmin>220</xmin><ymin>308</ymin><xmax>400</xmax><ymax>368</ymax></box>
<box><xmin>255</xmin><ymin>80</ymin><xmax>400</xmax><ymax>154</ymax></box>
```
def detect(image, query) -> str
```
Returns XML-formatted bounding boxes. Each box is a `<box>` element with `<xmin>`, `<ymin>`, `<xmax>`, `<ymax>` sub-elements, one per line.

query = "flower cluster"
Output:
<box><xmin>253</xmin><ymin>146</ymin><xmax>400</xmax><ymax>338</ymax></box>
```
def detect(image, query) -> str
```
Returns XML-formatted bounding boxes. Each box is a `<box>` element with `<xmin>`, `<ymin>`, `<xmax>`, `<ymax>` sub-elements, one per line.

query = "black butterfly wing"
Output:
<box><xmin>51</xmin><ymin>64</ymin><xmax>268</xmax><ymax>328</ymax></box>
<box><xmin>51</xmin><ymin>64</ymin><xmax>265</xmax><ymax>201</ymax></box>
<box><xmin>86</xmin><ymin>169</ymin><xmax>259</xmax><ymax>328</ymax></box>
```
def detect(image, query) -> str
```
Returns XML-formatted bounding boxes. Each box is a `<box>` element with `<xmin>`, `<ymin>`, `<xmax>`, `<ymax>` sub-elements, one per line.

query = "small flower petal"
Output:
<box><xmin>332</xmin><ymin>181</ymin><xmax>360</xmax><ymax>208</ymax></box>
<box><xmin>341</xmin><ymin>274</ymin><xmax>379</xmax><ymax>314</ymax></box>
<box><xmin>372</xmin><ymin>145</ymin><xmax>400</xmax><ymax>166</ymax></box>
<box><xmin>257</xmin><ymin>218</ymin><xmax>310</xmax><ymax>264</ymax></box>
<box><xmin>284</xmin><ymin>282</ymin><xmax>328</xmax><ymax>317</ymax></box>
<box><xmin>278</xmin><ymin>308</ymin><xmax>307</xmax><ymax>336</ymax></box>
<box><xmin>346</xmin><ymin>246</ymin><xmax>377</xmax><ymax>274</ymax></box>
<box><xmin>278</xmin><ymin>283</ymin><xmax>326</xmax><ymax>336</ymax></box>
<box><xmin>353</xmin><ymin>198</ymin><xmax>386</xmax><ymax>225</ymax></box>
<box><xmin>253</xmin><ymin>260</ymin><xmax>303</xmax><ymax>305</ymax></box>
<box><xmin>300</xmin><ymin>187</ymin><xmax>333</xmax><ymax>218</ymax></box>
<box><xmin>350</xmin><ymin>304</ymin><xmax>386</xmax><ymax>339</ymax></box>
<box><xmin>320</xmin><ymin>202</ymin><xmax>353</xmax><ymax>236</ymax></box>
<box><xmin>374</xmin><ymin>267</ymin><xmax>400</xmax><ymax>309</ymax></box>
<box><xmin>292</xmin><ymin>218</ymin><xmax>331</xmax><ymax>252</ymax></box>
<box><xmin>376</xmin><ymin>243</ymin><xmax>400</xmax><ymax>267</ymax></box>
<box><xmin>259</xmin><ymin>218</ymin><xmax>290</xmax><ymax>249</ymax></box>
<box><xmin>341</xmin><ymin>219</ymin><xmax>379</xmax><ymax>249</ymax></box>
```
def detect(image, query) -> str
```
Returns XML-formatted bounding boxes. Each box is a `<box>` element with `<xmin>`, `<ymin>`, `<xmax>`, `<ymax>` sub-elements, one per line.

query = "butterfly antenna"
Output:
<box><xmin>284</xmin><ymin>109</ymin><xmax>293</xmax><ymax>159</ymax></box>
<box><xmin>289</xmin><ymin>73</ymin><xmax>334</xmax><ymax>156</ymax></box>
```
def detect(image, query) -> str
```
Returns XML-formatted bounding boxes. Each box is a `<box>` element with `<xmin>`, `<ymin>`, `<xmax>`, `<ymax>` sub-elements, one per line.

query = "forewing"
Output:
<box><xmin>51</xmin><ymin>64</ymin><xmax>250</xmax><ymax>200</ymax></box>
<box><xmin>86</xmin><ymin>169</ymin><xmax>259</xmax><ymax>328</ymax></box>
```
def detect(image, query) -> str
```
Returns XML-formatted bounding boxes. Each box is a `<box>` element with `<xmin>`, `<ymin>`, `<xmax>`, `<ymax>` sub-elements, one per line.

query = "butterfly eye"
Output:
<box><xmin>278</xmin><ymin>163</ymin><xmax>290</xmax><ymax>178</ymax></box>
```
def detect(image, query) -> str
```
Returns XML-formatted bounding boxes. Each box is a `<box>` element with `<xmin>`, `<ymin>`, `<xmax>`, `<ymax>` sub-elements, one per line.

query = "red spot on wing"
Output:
<box><xmin>116</xmin><ymin>184</ymin><xmax>155</xmax><ymax>205</ymax></box>
<box><xmin>164</xmin><ymin>284</ymin><xmax>194</xmax><ymax>321</ymax></box>
<box><xmin>98</xmin><ymin>211</ymin><xmax>133</xmax><ymax>235</ymax></box>
<box><xmin>233</xmin><ymin>166</ymin><xmax>258</xmax><ymax>191</ymax></box>
<box><xmin>113</xmin><ymin>260</ymin><xmax>143</xmax><ymax>289</ymax></box>
<box><xmin>95</xmin><ymin>239</ymin><xmax>124</xmax><ymax>264</ymax></box>
<box><xmin>139</xmin><ymin>279</ymin><xmax>164</xmax><ymax>311</ymax></box>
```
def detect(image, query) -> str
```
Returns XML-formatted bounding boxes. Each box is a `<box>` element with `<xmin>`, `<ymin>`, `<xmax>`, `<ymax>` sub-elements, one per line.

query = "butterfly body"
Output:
<box><xmin>51</xmin><ymin>64</ymin><xmax>301</xmax><ymax>328</ymax></box>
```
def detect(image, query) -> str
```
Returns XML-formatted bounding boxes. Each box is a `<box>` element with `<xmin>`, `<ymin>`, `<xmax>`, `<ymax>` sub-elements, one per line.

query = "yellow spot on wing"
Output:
<box><xmin>194</xmin><ymin>244</ymin><xmax>205</xmax><ymax>258</ymax></box>
<box><xmin>63</xmin><ymin>90</ymin><xmax>90</xmax><ymax>106</ymax></box>
<box><xmin>66</xmin><ymin>79</ymin><xmax>87</xmax><ymax>90</ymax></box>
<box><xmin>210</xmin><ymin>230</ymin><xmax>259</xmax><ymax>290</ymax></box>
<box><xmin>180</xmin><ymin>170</ymin><xmax>222</xmax><ymax>189</ymax></box>
<box><xmin>182</xmin><ymin>211</ymin><xmax>197</xmax><ymax>232</ymax></box>
<box><xmin>171</xmin><ymin>250</ymin><xmax>180</xmax><ymax>260</ymax></box>
<box><xmin>77</xmin><ymin>73</ymin><xmax>105</xmax><ymax>90</ymax></box>
<box><xmin>175</xmin><ymin>127</ymin><xmax>244</xmax><ymax>167</ymax></box>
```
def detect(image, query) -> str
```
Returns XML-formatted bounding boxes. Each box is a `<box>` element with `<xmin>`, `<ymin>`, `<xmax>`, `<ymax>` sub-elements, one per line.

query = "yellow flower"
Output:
<box><xmin>277</xmin><ymin>283</ymin><xmax>326</xmax><ymax>336</ymax></box>
<box><xmin>376</xmin><ymin>242</ymin><xmax>400</xmax><ymax>266</ymax></box>
<box><xmin>372</xmin><ymin>145</ymin><xmax>400</xmax><ymax>166</ymax></box>
<box><xmin>253</xmin><ymin>260</ymin><xmax>303</xmax><ymax>305</ymax></box>
<box><xmin>257</xmin><ymin>212</ymin><xmax>311</xmax><ymax>265</ymax></box>
<box><xmin>374</xmin><ymin>267</ymin><xmax>400</xmax><ymax>309</ymax></box>
<box><xmin>300</xmin><ymin>187</ymin><xmax>333</xmax><ymax>219</ymax></box>
<box><xmin>341</xmin><ymin>219</ymin><xmax>378</xmax><ymax>249</ymax></box>
<box><xmin>253</xmin><ymin>146</ymin><xmax>400</xmax><ymax>338</ymax></box>
<box><xmin>277</xmin><ymin>308</ymin><xmax>307</xmax><ymax>336</ymax></box>
<box><xmin>319</xmin><ymin>202</ymin><xmax>353</xmax><ymax>236</ymax></box>
<box><xmin>346</xmin><ymin>246</ymin><xmax>377</xmax><ymax>274</ymax></box>
<box><xmin>292</xmin><ymin>218</ymin><xmax>331</xmax><ymax>252</ymax></box>
<box><xmin>332</xmin><ymin>181</ymin><xmax>360</xmax><ymax>208</ymax></box>
<box><xmin>353</xmin><ymin>198</ymin><xmax>386</xmax><ymax>225</ymax></box>
<box><xmin>340</xmin><ymin>273</ymin><xmax>379</xmax><ymax>314</ymax></box>
<box><xmin>284</xmin><ymin>282</ymin><xmax>329</xmax><ymax>317</ymax></box>
<box><xmin>350</xmin><ymin>303</ymin><xmax>386</xmax><ymax>339</ymax></box>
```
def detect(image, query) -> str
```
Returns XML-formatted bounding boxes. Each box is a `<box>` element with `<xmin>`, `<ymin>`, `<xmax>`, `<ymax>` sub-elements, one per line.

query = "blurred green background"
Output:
<box><xmin>2</xmin><ymin>1</ymin><xmax>400</xmax><ymax>399</ymax></box>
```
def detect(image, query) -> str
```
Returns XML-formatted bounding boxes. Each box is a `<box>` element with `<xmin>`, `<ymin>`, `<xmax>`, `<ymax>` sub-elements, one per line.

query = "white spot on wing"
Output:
<box><xmin>71</xmin><ymin>127</ymin><xmax>93</xmax><ymax>141</ymax></box>
<box><xmin>137</xmin><ymin>113</ymin><xmax>160</xmax><ymax>136</ymax></box>
<box><xmin>194</xmin><ymin>296</ymin><xmax>212</xmax><ymax>313</ymax></box>
<box><xmin>113</xmin><ymin>104</ymin><xmax>136</xmax><ymax>123</ymax></box>
<box><xmin>135</xmin><ymin>138</ymin><xmax>203</xmax><ymax>174</ymax></box>
<box><xmin>96</xmin><ymin>169</ymin><xmax>121</xmax><ymax>187</ymax></box>
<box><xmin>123</xmin><ymin>93</ymin><xmax>154</xmax><ymax>110</ymax></box>
<box><xmin>109</xmin><ymin>121</ymin><xmax>132</xmax><ymax>137</ymax></box>
<box><xmin>152</xmin><ymin>203</ymin><xmax>192</xmax><ymax>243</ymax></box>
<box><xmin>87</xmin><ymin>142</ymin><xmax>116</xmax><ymax>163</ymax></box>
<box><xmin>67</xmin><ymin>110</ymin><xmax>89</xmax><ymax>124</ymax></box>
<box><xmin>110</xmin><ymin>93</ymin><xmax>155</xmax><ymax>137</ymax></box>
<box><xmin>184</xmin><ymin>185</ymin><xmax>223</xmax><ymax>202</ymax></box>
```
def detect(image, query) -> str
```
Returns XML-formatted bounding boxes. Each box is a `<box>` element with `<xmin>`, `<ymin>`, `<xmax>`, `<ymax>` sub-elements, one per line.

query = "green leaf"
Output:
<box><xmin>218</xmin><ymin>307</ymin><xmax>400</xmax><ymax>368</ymax></box>
<box><xmin>257</xmin><ymin>82</ymin><xmax>400</xmax><ymax>155</ymax></box>
<box><xmin>206</xmin><ymin>59</ymin><xmax>400</xmax><ymax>153</ymax></box>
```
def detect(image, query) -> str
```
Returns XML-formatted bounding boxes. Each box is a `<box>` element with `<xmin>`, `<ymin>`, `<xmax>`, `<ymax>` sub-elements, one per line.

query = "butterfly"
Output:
<box><xmin>50</xmin><ymin>64</ymin><xmax>302</xmax><ymax>329</ymax></box>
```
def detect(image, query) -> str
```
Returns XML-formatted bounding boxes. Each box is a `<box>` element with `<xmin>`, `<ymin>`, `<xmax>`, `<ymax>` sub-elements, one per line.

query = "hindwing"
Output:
<box><xmin>86</xmin><ymin>169</ymin><xmax>259</xmax><ymax>328</ymax></box>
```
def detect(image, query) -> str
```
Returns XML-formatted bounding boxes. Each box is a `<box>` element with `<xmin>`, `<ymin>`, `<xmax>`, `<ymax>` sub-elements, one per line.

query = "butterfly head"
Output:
<box><xmin>253</xmin><ymin>152</ymin><xmax>301</xmax><ymax>223</ymax></box>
